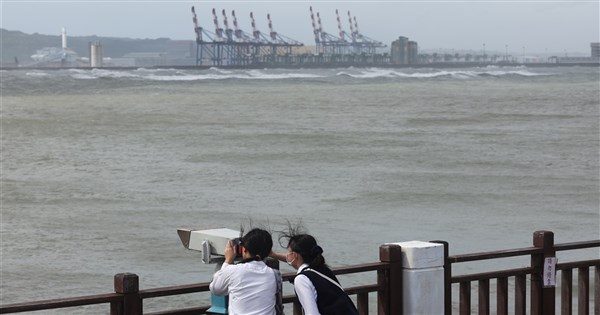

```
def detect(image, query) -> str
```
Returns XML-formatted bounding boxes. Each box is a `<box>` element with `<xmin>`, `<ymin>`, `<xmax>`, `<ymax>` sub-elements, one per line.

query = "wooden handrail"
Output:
<box><xmin>554</xmin><ymin>240</ymin><xmax>600</xmax><ymax>251</ymax></box>
<box><xmin>0</xmin><ymin>293</ymin><xmax>122</xmax><ymax>313</ymax></box>
<box><xmin>449</xmin><ymin>239</ymin><xmax>600</xmax><ymax>263</ymax></box>
<box><xmin>450</xmin><ymin>246</ymin><xmax>542</xmax><ymax>263</ymax></box>
<box><xmin>557</xmin><ymin>259</ymin><xmax>600</xmax><ymax>270</ymax></box>
<box><xmin>139</xmin><ymin>282</ymin><xmax>211</xmax><ymax>299</ymax></box>
<box><xmin>451</xmin><ymin>267</ymin><xmax>533</xmax><ymax>283</ymax></box>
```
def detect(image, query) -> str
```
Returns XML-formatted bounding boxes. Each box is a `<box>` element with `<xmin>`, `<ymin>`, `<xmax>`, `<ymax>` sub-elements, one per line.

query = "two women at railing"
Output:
<box><xmin>209</xmin><ymin>225</ymin><xmax>358</xmax><ymax>315</ymax></box>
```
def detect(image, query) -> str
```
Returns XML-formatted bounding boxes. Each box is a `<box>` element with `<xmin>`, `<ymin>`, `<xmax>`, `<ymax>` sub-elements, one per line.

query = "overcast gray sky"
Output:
<box><xmin>2</xmin><ymin>1</ymin><xmax>599</xmax><ymax>55</ymax></box>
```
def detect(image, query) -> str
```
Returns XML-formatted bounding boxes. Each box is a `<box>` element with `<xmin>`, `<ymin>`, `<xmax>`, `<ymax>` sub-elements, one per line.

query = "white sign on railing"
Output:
<box><xmin>543</xmin><ymin>257</ymin><xmax>557</xmax><ymax>288</ymax></box>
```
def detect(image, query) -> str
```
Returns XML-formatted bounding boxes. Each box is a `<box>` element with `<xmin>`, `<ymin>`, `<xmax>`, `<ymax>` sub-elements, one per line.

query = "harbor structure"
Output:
<box><xmin>188</xmin><ymin>6</ymin><xmax>387</xmax><ymax>66</ymax></box>
<box><xmin>190</xmin><ymin>7</ymin><xmax>303</xmax><ymax>66</ymax></box>
<box><xmin>592</xmin><ymin>42</ymin><xmax>600</xmax><ymax>59</ymax></box>
<box><xmin>391</xmin><ymin>36</ymin><xmax>419</xmax><ymax>65</ymax></box>
<box><xmin>89</xmin><ymin>40</ymin><xmax>103</xmax><ymax>67</ymax></box>
<box><xmin>309</xmin><ymin>7</ymin><xmax>386</xmax><ymax>57</ymax></box>
<box><xmin>30</xmin><ymin>27</ymin><xmax>79</xmax><ymax>67</ymax></box>
<box><xmin>549</xmin><ymin>42</ymin><xmax>600</xmax><ymax>64</ymax></box>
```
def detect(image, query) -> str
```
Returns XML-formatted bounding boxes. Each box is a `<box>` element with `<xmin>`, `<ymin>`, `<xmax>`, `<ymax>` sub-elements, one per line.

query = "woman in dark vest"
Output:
<box><xmin>271</xmin><ymin>227</ymin><xmax>359</xmax><ymax>315</ymax></box>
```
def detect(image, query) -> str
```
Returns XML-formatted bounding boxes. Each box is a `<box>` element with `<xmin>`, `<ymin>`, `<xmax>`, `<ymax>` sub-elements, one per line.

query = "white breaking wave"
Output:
<box><xmin>25</xmin><ymin>71</ymin><xmax>49</xmax><ymax>77</ymax></box>
<box><xmin>56</xmin><ymin>66</ymin><xmax>553</xmax><ymax>81</ymax></box>
<box><xmin>66</xmin><ymin>68</ymin><xmax>324</xmax><ymax>81</ymax></box>
<box><xmin>335</xmin><ymin>67</ymin><xmax>550</xmax><ymax>79</ymax></box>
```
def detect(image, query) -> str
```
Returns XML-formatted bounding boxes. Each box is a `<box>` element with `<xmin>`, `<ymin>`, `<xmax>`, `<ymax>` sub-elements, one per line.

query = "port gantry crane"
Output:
<box><xmin>190</xmin><ymin>6</ymin><xmax>303</xmax><ymax>66</ymax></box>
<box><xmin>309</xmin><ymin>7</ymin><xmax>386</xmax><ymax>57</ymax></box>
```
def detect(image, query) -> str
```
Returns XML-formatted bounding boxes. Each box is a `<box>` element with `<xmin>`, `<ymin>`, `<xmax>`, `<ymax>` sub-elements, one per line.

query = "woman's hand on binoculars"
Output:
<box><xmin>224</xmin><ymin>240</ymin><xmax>236</xmax><ymax>264</ymax></box>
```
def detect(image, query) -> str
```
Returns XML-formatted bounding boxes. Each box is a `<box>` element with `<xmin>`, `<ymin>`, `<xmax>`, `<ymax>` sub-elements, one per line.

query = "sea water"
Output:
<box><xmin>1</xmin><ymin>66</ymin><xmax>599</xmax><ymax>313</ymax></box>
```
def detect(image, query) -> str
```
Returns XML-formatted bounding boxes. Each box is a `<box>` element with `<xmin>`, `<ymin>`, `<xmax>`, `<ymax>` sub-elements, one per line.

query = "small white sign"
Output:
<box><xmin>543</xmin><ymin>257</ymin><xmax>557</xmax><ymax>288</ymax></box>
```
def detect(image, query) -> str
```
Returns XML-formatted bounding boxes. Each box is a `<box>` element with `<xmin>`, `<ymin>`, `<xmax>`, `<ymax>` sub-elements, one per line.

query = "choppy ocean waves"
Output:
<box><xmin>1</xmin><ymin>66</ymin><xmax>560</xmax><ymax>96</ymax></box>
<box><xmin>336</xmin><ymin>67</ymin><xmax>550</xmax><ymax>79</ymax></box>
<box><xmin>66</xmin><ymin>67</ymin><xmax>325</xmax><ymax>81</ymax></box>
<box><xmin>14</xmin><ymin>66</ymin><xmax>551</xmax><ymax>82</ymax></box>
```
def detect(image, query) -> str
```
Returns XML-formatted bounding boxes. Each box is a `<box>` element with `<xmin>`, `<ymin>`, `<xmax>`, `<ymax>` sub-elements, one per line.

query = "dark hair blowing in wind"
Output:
<box><xmin>278</xmin><ymin>221</ymin><xmax>326</xmax><ymax>269</ymax></box>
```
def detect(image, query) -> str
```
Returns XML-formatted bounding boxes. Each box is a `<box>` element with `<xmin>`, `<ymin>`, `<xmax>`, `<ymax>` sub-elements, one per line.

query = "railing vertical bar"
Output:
<box><xmin>377</xmin><ymin>267</ymin><xmax>387</xmax><ymax>315</ymax></box>
<box><xmin>478</xmin><ymin>279</ymin><xmax>489</xmax><ymax>315</ymax></box>
<box><xmin>515</xmin><ymin>274</ymin><xmax>526</xmax><ymax>315</ymax></box>
<box><xmin>578</xmin><ymin>267</ymin><xmax>589</xmax><ymax>315</ymax></box>
<box><xmin>460</xmin><ymin>281</ymin><xmax>471</xmax><ymax>315</ymax></box>
<box><xmin>595</xmin><ymin>266</ymin><xmax>599</xmax><ymax>315</ymax></box>
<box><xmin>356</xmin><ymin>292</ymin><xmax>368</xmax><ymax>315</ymax></box>
<box><xmin>497</xmin><ymin>276</ymin><xmax>508</xmax><ymax>315</ymax></box>
<box><xmin>293</xmin><ymin>300</ymin><xmax>302</xmax><ymax>315</ymax></box>
<box><xmin>561</xmin><ymin>268</ymin><xmax>573</xmax><ymax>315</ymax></box>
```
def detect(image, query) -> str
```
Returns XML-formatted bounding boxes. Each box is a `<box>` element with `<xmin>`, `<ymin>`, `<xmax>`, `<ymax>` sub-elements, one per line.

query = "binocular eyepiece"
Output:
<box><xmin>230</xmin><ymin>237</ymin><xmax>243</xmax><ymax>255</ymax></box>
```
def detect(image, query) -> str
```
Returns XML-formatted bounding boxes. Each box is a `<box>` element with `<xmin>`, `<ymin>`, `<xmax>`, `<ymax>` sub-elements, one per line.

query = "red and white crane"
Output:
<box><xmin>221</xmin><ymin>9</ymin><xmax>233</xmax><ymax>41</ymax></box>
<box><xmin>212</xmin><ymin>8</ymin><xmax>224</xmax><ymax>41</ymax></box>
<box><xmin>347</xmin><ymin>11</ymin><xmax>356</xmax><ymax>42</ymax></box>
<box><xmin>309</xmin><ymin>6</ymin><xmax>320</xmax><ymax>44</ymax></box>
<box><xmin>250</xmin><ymin>12</ymin><xmax>260</xmax><ymax>41</ymax></box>
<box><xmin>231</xmin><ymin>10</ymin><xmax>243</xmax><ymax>40</ymax></box>
<box><xmin>335</xmin><ymin>9</ymin><xmax>345</xmax><ymax>42</ymax></box>
<box><xmin>191</xmin><ymin>7</ymin><xmax>202</xmax><ymax>42</ymax></box>
<box><xmin>267</xmin><ymin>13</ymin><xmax>277</xmax><ymax>42</ymax></box>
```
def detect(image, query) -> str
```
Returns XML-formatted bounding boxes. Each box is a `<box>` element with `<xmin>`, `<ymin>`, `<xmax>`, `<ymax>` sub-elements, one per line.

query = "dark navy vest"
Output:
<box><xmin>299</xmin><ymin>266</ymin><xmax>359</xmax><ymax>315</ymax></box>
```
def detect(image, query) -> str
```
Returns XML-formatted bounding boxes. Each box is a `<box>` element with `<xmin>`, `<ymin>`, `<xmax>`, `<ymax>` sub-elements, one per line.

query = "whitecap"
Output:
<box><xmin>25</xmin><ymin>71</ymin><xmax>49</xmax><ymax>77</ymax></box>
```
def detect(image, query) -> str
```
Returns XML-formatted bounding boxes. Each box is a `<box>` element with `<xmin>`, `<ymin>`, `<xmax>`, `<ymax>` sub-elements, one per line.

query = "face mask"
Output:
<box><xmin>286</xmin><ymin>252</ymin><xmax>296</xmax><ymax>266</ymax></box>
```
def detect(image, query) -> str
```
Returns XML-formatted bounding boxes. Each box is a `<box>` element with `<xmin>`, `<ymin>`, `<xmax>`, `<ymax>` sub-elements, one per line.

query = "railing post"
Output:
<box><xmin>111</xmin><ymin>273</ymin><xmax>142</xmax><ymax>315</ymax></box>
<box><xmin>378</xmin><ymin>244</ymin><xmax>403</xmax><ymax>315</ymax></box>
<box><xmin>531</xmin><ymin>230</ymin><xmax>555</xmax><ymax>315</ymax></box>
<box><xmin>392</xmin><ymin>241</ymin><xmax>445</xmax><ymax>315</ymax></box>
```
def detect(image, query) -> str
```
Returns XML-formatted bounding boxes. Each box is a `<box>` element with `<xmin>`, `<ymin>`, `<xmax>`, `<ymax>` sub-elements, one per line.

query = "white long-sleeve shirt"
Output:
<box><xmin>209</xmin><ymin>261</ymin><xmax>278</xmax><ymax>315</ymax></box>
<box><xmin>293</xmin><ymin>263</ymin><xmax>321</xmax><ymax>315</ymax></box>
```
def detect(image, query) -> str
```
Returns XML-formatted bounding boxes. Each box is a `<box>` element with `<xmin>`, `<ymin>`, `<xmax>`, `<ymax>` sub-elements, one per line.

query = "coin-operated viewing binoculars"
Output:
<box><xmin>177</xmin><ymin>228</ymin><xmax>242</xmax><ymax>314</ymax></box>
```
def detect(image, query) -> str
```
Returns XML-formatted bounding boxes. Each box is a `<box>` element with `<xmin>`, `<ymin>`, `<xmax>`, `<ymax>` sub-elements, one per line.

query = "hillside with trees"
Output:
<box><xmin>1</xmin><ymin>29</ymin><xmax>173</xmax><ymax>65</ymax></box>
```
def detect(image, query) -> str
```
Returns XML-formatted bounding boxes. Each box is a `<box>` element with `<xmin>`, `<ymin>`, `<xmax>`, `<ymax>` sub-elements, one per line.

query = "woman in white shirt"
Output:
<box><xmin>271</xmin><ymin>229</ymin><xmax>359</xmax><ymax>315</ymax></box>
<box><xmin>209</xmin><ymin>228</ymin><xmax>281</xmax><ymax>315</ymax></box>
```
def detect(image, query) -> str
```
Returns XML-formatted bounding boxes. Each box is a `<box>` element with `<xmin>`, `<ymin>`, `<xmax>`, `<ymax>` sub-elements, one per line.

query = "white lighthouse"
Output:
<box><xmin>62</xmin><ymin>27</ymin><xmax>67</xmax><ymax>49</ymax></box>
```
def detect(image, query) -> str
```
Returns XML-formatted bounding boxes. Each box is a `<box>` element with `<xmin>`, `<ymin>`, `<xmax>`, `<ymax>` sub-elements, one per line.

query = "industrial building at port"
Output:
<box><xmin>26</xmin><ymin>6</ymin><xmax>600</xmax><ymax>68</ymax></box>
